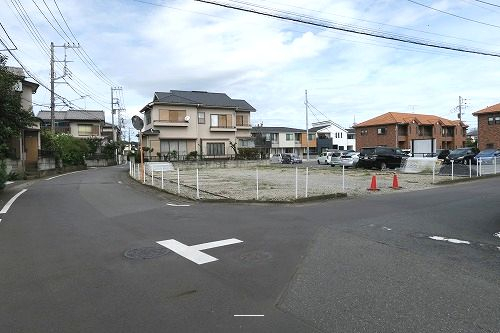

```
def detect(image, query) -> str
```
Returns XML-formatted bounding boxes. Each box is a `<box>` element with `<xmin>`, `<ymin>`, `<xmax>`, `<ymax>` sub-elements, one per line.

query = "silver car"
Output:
<box><xmin>339</xmin><ymin>152</ymin><xmax>360</xmax><ymax>168</ymax></box>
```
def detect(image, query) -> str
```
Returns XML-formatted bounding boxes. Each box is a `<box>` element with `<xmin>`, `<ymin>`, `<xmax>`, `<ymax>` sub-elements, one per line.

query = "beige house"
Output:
<box><xmin>37</xmin><ymin>110</ymin><xmax>106</xmax><ymax>139</ymax></box>
<box><xmin>139</xmin><ymin>90</ymin><xmax>256</xmax><ymax>158</ymax></box>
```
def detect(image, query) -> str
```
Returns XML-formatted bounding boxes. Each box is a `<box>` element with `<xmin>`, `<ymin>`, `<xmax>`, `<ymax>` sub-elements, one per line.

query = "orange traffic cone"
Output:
<box><xmin>367</xmin><ymin>175</ymin><xmax>380</xmax><ymax>191</ymax></box>
<box><xmin>391</xmin><ymin>174</ymin><xmax>402</xmax><ymax>189</ymax></box>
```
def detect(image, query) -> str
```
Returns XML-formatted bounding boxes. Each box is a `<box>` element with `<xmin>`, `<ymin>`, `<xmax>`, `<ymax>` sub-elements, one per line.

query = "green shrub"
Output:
<box><xmin>0</xmin><ymin>160</ymin><xmax>7</xmax><ymax>190</ymax></box>
<box><xmin>238</xmin><ymin>148</ymin><xmax>260</xmax><ymax>160</ymax></box>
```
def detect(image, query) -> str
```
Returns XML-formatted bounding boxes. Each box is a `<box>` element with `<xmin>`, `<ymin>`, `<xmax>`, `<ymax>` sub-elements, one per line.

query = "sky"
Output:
<box><xmin>2</xmin><ymin>0</ymin><xmax>500</xmax><ymax>135</ymax></box>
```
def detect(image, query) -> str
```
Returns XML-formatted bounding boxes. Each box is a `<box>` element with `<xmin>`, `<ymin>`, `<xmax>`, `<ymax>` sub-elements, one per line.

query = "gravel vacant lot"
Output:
<box><xmin>135</xmin><ymin>162</ymin><xmax>464</xmax><ymax>201</ymax></box>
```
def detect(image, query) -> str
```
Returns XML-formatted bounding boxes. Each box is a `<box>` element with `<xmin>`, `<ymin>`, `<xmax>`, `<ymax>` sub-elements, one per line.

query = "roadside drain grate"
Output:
<box><xmin>124</xmin><ymin>246</ymin><xmax>170</xmax><ymax>259</ymax></box>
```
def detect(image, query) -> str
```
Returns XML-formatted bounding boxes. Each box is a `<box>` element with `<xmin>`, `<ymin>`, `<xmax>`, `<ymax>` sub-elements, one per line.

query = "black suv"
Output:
<box><xmin>357</xmin><ymin>146</ymin><xmax>408</xmax><ymax>170</ymax></box>
<box><xmin>444</xmin><ymin>148</ymin><xmax>477</xmax><ymax>164</ymax></box>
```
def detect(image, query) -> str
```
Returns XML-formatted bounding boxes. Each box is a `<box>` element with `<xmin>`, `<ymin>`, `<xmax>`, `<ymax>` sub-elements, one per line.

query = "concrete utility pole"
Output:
<box><xmin>111</xmin><ymin>86</ymin><xmax>124</xmax><ymax>163</ymax></box>
<box><xmin>50</xmin><ymin>42</ymin><xmax>80</xmax><ymax>133</ymax></box>
<box><xmin>458</xmin><ymin>96</ymin><xmax>463</xmax><ymax>120</ymax></box>
<box><xmin>305</xmin><ymin>90</ymin><xmax>309</xmax><ymax>161</ymax></box>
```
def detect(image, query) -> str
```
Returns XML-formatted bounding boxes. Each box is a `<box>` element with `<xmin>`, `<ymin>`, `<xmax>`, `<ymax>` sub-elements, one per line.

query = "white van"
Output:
<box><xmin>317</xmin><ymin>151</ymin><xmax>334</xmax><ymax>165</ymax></box>
<box><xmin>270</xmin><ymin>153</ymin><xmax>284</xmax><ymax>164</ymax></box>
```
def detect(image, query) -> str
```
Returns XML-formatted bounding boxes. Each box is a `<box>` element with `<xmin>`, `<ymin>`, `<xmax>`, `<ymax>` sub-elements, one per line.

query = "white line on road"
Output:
<box><xmin>166</xmin><ymin>203</ymin><xmax>191</xmax><ymax>207</ymax></box>
<box><xmin>429</xmin><ymin>236</ymin><xmax>470</xmax><ymax>245</ymax></box>
<box><xmin>45</xmin><ymin>170</ymin><xmax>83</xmax><ymax>180</ymax></box>
<box><xmin>382</xmin><ymin>227</ymin><xmax>392</xmax><ymax>231</ymax></box>
<box><xmin>156</xmin><ymin>238</ymin><xmax>243</xmax><ymax>265</ymax></box>
<box><xmin>5</xmin><ymin>181</ymin><xmax>14</xmax><ymax>185</ymax></box>
<box><xmin>494</xmin><ymin>232</ymin><xmax>500</xmax><ymax>239</ymax></box>
<box><xmin>234</xmin><ymin>315</ymin><xmax>265</xmax><ymax>317</ymax></box>
<box><xmin>0</xmin><ymin>189</ymin><xmax>27</xmax><ymax>214</ymax></box>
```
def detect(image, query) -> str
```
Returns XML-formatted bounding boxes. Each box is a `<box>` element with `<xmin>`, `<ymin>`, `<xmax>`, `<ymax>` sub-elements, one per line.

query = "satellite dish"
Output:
<box><xmin>184</xmin><ymin>115</ymin><xmax>190</xmax><ymax>122</ymax></box>
<box><xmin>131</xmin><ymin>115</ymin><xmax>144</xmax><ymax>130</ymax></box>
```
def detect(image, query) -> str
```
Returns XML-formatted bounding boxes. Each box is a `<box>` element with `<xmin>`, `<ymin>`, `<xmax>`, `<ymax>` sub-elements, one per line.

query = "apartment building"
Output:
<box><xmin>472</xmin><ymin>103</ymin><xmax>500</xmax><ymax>150</ymax></box>
<box><xmin>354</xmin><ymin>112</ymin><xmax>467</xmax><ymax>155</ymax></box>
<box><xmin>139</xmin><ymin>90</ymin><xmax>255</xmax><ymax>158</ymax></box>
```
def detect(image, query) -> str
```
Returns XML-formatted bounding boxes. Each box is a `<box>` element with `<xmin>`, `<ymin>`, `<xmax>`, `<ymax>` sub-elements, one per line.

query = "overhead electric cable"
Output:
<box><xmin>407</xmin><ymin>0</ymin><xmax>500</xmax><ymax>29</ymax></box>
<box><xmin>193</xmin><ymin>0</ymin><xmax>500</xmax><ymax>57</ymax></box>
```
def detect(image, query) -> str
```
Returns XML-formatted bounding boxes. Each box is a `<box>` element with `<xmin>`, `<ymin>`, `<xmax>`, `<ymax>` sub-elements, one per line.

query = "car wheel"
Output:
<box><xmin>379</xmin><ymin>162</ymin><xmax>387</xmax><ymax>170</ymax></box>
<box><xmin>317</xmin><ymin>160</ymin><xmax>320</xmax><ymax>164</ymax></box>
<box><xmin>330</xmin><ymin>164</ymin><xmax>335</xmax><ymax>167</ymax></box>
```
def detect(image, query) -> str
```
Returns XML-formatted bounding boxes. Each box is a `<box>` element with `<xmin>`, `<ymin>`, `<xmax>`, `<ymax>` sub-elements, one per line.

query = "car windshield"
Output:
<box><xmin>360</xmin><ymin>148</ymin><xmax>375</xmax><ymax>155</ymax></box>
<box><xmin>476</xmin><ymin>149</ymin><xmax>496</xmax><ymax>157</ymax></box>
<box><xmin>449</xmin><ymin>148</ymin><xmax>469</xmax><ymax>156</ymax></box>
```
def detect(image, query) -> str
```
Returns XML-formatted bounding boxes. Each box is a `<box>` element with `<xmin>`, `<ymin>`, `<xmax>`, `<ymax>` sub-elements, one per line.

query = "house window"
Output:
<box><xmin>347</xmin><ymin>133</ymin><xmax>354</xmax><ymax>139</ymax></box>
<box><xmin>271</xmin><ymin>133</ymin><xmax>278</xmax><ymax>143</ymax></box>
<box><xmin>78</xmin><ymin>124</ymin><xmax>98</xmax><ymax>136</ymax></box>
<box><xmin>210</xmin><ymin>114</ymin><xmax>230</xmax><ymax>128</ymax></box>
<box><xmin>486</xmin><ymin>143</ymin><xmax>494</xmax><ymax>149</ymax></box>
<box><xmin>488</xmin><ymin>117</ymin><xmax>494</xmax><ymax>125</ymax></box>
<box><xmin>496</xmin><ymin>116</ymin><xmax>500</xmax><ymax>124</ymax></box>
<box><xmin>236</xmin><ymin>115</ymin><xmax>248</xmax><ymax>126</ymax></box>
<box><xmin>145</xmin><ymin>111</ymin><xmax>151</xmax><ymax>124</ymax></box>
<box><xmin>160</xmin><ymin>140</ymin><xmax>188</xmax><ymax>156</ymax></box>
<box><xmin>207</xmin><ymin>143</ymin><xmax>225</xmax><ymax>156</ymax></box>
<box><xmin>360</xmin><ymin>129</ymin><xmax>368</xmax><ymax>136</ymax></box>
<box><xmin>377</xmin><ymin>127</ymin><xmax>386</xmax><ymax>135</ymax></box>
<box><xmin>168</xmin><ymin>110</ymin><xmax>186</xmax><ymax>123</ymax></box>
<box><xmin>198</xmin><ymin>112</ymin><xmax>205</xmax><ymax>124</ymax></box>
<box><xmin>286</xmin><ymin>133</ymin><xmax>293</xmax><ymax>141</ymax></box>
<box><xmin>294</xmin><ymin>133</ymin><xmax>301</xmax><ymax>143</ymax></box>
<box><xmin>308</xmin><ymin>133</ymin><xmax>315</xmax><ymax>140</ymax></box>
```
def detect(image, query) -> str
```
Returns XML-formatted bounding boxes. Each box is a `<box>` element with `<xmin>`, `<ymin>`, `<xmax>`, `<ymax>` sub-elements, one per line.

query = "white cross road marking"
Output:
<box><xmin>0</xmin><ymin>189</ymin><xmax>27</xmax><ymax>214</ymax></box>
<box><xmin>156</xmin><ymin>238</ymin><xmax>243</xmax><ymax>265</ymax></box>
<box><xmin>166</xmin><ymin>203</ymin><xmax>191</xmax><ymax>207</ymax></box>
<box><xmin>234</xmin><ymin>315</ymin><xmax>265</xmax><ymax>317</ymax></box>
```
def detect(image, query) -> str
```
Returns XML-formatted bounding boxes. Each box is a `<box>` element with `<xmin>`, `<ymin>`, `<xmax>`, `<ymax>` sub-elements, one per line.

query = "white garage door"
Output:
<box><xmin>411</xmin><ymin>139</ymin><xmax>435</xmax><ymax>156</ymax></box>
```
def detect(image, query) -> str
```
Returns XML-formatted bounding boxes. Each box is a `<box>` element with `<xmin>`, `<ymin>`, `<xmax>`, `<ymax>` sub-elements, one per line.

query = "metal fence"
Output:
<box><xmin>129</xmin><ymin>159</ymin><xmax>499</xmax><ymax>201</ymax></box>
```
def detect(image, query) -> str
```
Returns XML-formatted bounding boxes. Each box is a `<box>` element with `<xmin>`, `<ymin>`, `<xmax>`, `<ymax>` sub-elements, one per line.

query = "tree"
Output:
<box><xmin>0</xmin><ymin>54</ymin><xmax>35</xmax><ymax>150</ymax></box>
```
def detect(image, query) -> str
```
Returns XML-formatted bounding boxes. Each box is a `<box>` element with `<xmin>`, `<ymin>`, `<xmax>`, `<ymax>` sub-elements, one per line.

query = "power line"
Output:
<box><xmin>407</xmin><ymin>0</ymin><xmax>500</xmax><ymax>29</ymax></box>
<box><xmin>193</xmin><ymin>0</ymin><xmax>500</xmax><ymax>57</ymax></box>
<box><xmin>470</xmin><ymin>0</ymin><xmax>500</xmax><ymax>9</ymax></box>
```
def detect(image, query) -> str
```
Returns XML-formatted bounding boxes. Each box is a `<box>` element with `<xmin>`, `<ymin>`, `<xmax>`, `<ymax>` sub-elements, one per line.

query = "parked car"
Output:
<box><xmin>356</xmin><ymin>146</ymin><xmax>408</xmax><ymax>170</ymax></box>
<box><xmin>270</xmin><ymin>153</ymin><xmax>283</xmax><ymax>164</ymax></box>
<box><xmin>339</xmin><ymin>152</ymin><xmax>360</xmax><ymax>168</ymax></box>
<box><xmin>424</xmin><ymin>149</ymin><xmax>451</xmax><ymax>159</ymax></box>
<box><xmin>329</xmin><ymin>151</ymin><xmax>343</xmax><ymax>167</ymax></box>
<box><xmin>281</xmin><ymin>153</ymin><xmax>302</xmax><ymax>164</ymax></box>
<box><xmin>473</xmin><ymin>149</ymin><xmax>500</xmax><ymax>165</ymax></box>
<box><xmin>317</xmin><ymin>151</ymin><xmax>334</xmax><ymax>165</ymax></box>
<box><xmin>444</xmin><ymin>148</ymin><xmax>477</xmax><ymax>164</ymax></box>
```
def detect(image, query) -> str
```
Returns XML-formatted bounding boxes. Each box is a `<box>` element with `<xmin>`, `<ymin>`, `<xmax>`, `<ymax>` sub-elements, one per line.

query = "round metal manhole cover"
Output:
<box><xmin>124</xmin><ymin>246</ymin><xmax>170</xmax><ymax>259</ymax></box>
<box><xmin>240</xmin><ymin>251</ymin><xmax>272</xmax><ymax>263</ymax></box>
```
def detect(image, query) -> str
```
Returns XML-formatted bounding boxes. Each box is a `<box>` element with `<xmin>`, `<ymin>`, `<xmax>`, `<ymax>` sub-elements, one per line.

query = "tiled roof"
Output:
<box><xmin>354</xmin><ymin>112</ymin><xmax>463</xmax><ymax>127</ymax></box>
<box><xmin>251</xmin><ymin>126</ymin><xmax>305</xmax><ymax>133</ymax></box>
<box><xmin>37</xmin><ymin>110</ymin><xmax>105</xmax><ymax>121</ymax></box>
<box><xmin>309</xmin><ymin>124</ymin><xmax>330</xmax><ymax>132</ymax></box>
<box><xmin>153</xmin><ymin>90</ymin><xmax>256</xmax><ymax>111</ymax></box>
<box><xmin>472</xmin><ymin>103</ymin><xmax>500</xmax><ymax>115</ymax></box>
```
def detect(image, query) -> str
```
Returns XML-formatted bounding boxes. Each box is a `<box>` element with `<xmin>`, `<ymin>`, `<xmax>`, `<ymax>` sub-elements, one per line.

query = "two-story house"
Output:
<box><xmin>138</xmin><ymin>90</ymin><xmax>255</xmax><ymax>158</ymax></box>
<box><xmin>250</xmin><ymin>127</ymin><xmax>307</xmax><ymax>157</ymax></box>
<box><xmin>6</xmin><ymin>67</ymin><xmax>41</xmax><ymax>173</ymax></box>
<box><xmin>472</xmin><ymin>103</ymin><xmax>500</xmax><ymax>150</ymax></box>
<box><xmin>354</xmin><ymin>112</ymin><xmax>467</xmax><ymax>155</ymax></box>
<box><xmin>310</xmin><ymin>120</ymin><xmax>356</xmax><ymax>153</ymax></box>
<box><xmin>37</xmin><ymin>110</ymin><xmax>106</xmax><ymax>138</ymax></box>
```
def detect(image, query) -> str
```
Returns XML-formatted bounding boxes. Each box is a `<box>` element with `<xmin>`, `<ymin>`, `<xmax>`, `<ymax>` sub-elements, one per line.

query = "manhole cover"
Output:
<box><xmin>240</xmin><ymin>251</ymin><xmax>272</xmax><ymax>262</ymax></box>
<box><xmin>124</xmin><ymin>246</ymin><xmax>170</xmax><ymax>259</ymax></box>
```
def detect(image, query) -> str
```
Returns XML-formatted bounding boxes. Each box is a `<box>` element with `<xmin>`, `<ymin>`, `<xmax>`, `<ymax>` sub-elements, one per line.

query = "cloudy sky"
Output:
<box><xmin>2</xmin><ymin>0</ymin><xmax>500</xmax><ymax>133</ymax></box>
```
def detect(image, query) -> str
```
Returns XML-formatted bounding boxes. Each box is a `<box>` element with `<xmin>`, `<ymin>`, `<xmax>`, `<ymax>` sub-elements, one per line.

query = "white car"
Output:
<box><xmin>339</xmin><ymin>152</ymin><xmax>360</xmax><ymax>168</ymax></box>
<box><xmin>317</xmin><ymin>151</ymin><xmax>334</xmax><ymax>165</ymax></box>
<box><xmin>270</xmin><ymin>153</ymin><xmax>284</xmax><ymax>164</ymax></box>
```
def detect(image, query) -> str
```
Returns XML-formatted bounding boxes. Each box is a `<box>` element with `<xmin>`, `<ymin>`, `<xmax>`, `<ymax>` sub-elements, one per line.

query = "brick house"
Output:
<box><xmin>354</xmin><ymin>112</ymin><xmax>467</xmax><ymax>155</ymax></box>
<box><xmin>472</xmin><ymin>103</ymin><xmax>500</xmax><ymax>150</ymax></box>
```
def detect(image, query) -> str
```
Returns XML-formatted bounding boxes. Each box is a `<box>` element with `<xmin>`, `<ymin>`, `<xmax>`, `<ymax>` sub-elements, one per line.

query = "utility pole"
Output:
<box><xmin>50</xmin><ymin>42</ymin><xmax>80</xmax><ymax>133</ymax></box>
<box><xmin>50</xmin><ymin>42</ymin><xmax>55</xmax><ymax>133</ymax></box>
<box><xmin>111</xmin><ymin>86</ymin><xmax>124</xmax><ymax>164</ymax></box>
<box><xmin>458</xmin><ymin>96</ymin><xmax>463</xmax><ymax>120</ymax></box>
<box><xmin>305</xmin><ymin>90</ymin><xmax>309</xmax><ymax>161</ymax></box>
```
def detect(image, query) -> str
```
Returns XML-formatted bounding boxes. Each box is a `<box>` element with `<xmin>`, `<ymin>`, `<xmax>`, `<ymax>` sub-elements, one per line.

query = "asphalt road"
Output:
<box><xmin>0</xmin><ymin>165</ymin><xmax>499</xmax><ymax>333</ymax></box>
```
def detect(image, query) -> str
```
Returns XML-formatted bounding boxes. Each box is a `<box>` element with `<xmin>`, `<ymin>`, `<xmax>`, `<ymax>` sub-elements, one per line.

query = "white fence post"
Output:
<box><xmin>451</xmin><ymin>160</ymin><xmax>454</xmax><ymax>181</ymax></box>
<box><xmin>143</xmin><ymin>165</ymin><xmax>146</xmax><ymax>184</ymax></box>
<box><xmin>432</xmin><ymin>162</ymin><xmax>435</xmax><ymax>184</ymax></box>
<box><xmin>151</xmin><ymin>169</ymin><xmax>154</xmax><ymax>186</ymax></box>
<box><xmin>469</xmin><ymin>159</ymin><xmax>472</xmax><ymax>178</ymax></box>
<box><xmin>161</xmin><ymin>169</ymin><xmax>164</xmax><ymax>189</ymax></box>
<box><xmin>342</xmin><ymin>165</ymin><xmax>345</xmax><ymax>191</ymax></box>
<box><xmin>196</xmin><ymin>168</ymin><xmax>200</xmax><ymax>199</ymax></box>
<box><xmin>305</xmin><ymin>167</ymin><xmax>309</xmax><ymax>198</ymax></box>
<box><xmin>476</xmin><ymin>160</ymin><xmax>479</xmax><ymax>177</ymax></box>
<box><xmin>129</xmin><ymin>160</ymin><xmax>131</xmax><ymax>176</ymax></box>
<box><xmin>295</xmin><ymin>167</ymin><xmax>298</xmax><ymax>199</ymax></box>
<box><xmin>495</xmin><ymin>157</ymin><xmax>497</xmax><ymax>174</ymax></box>
<box><xmin>256</xmin><ymin>168</ymin><xmax>259</xmax><ymax>200</ymax></box>
<box><xmin>177</xmin><ymin>168</ymin><xmax>180</xmax><ymax>194</ymax></box>
<box><xmin>479</xmin><ymin>158</ymin><xmax>482</xmax><ymax>176</ymax></box>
